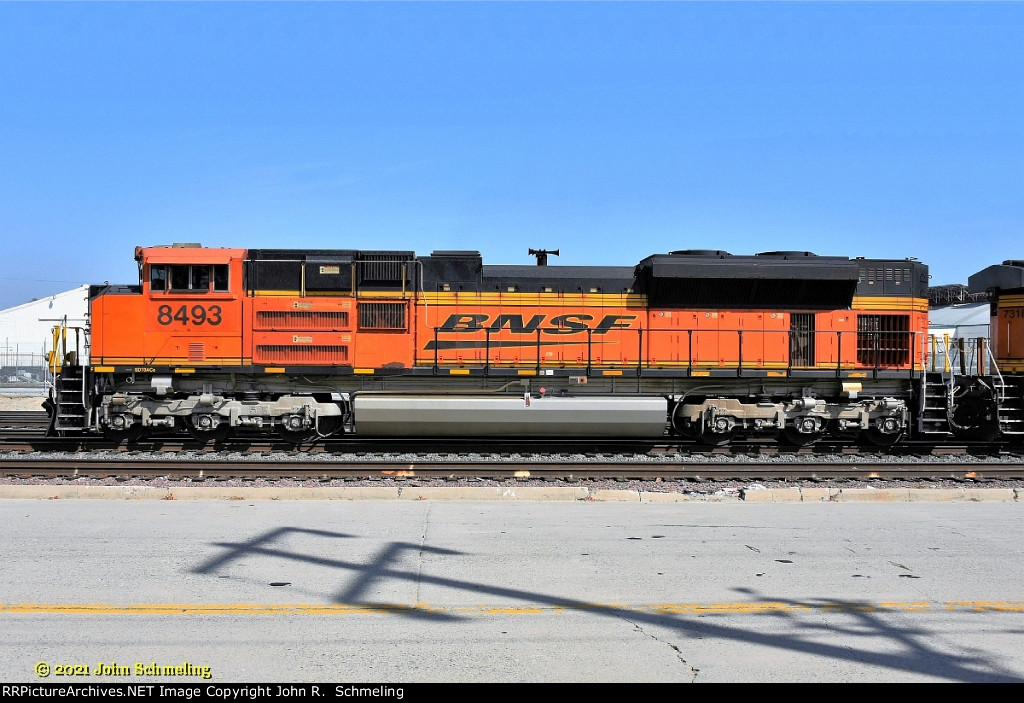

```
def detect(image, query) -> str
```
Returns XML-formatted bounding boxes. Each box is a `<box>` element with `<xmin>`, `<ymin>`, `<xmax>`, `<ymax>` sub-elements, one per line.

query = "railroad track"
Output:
<box><xmin>1</xmin><ymin>431</ymin><xmax>1020</xmax><ymax>457</ymax></box>
<box><xmin>2</xmin><ymin>452</ymin><xmax>1024</xmax><ymax>482</ymax></box>
<box><xmin>4</xmin><ymin>410</ymin><xmax>1022</xmax><ymax>455</ymax></box>
<box><xmin>3</xmin><ymin>412</ymin><xmax>1024</xmax><ymax>482</ymax></box>
<box><xmin>0</xmin><ymin>411</ymin><xmax>48</xmax><ymax>430</ymax></box>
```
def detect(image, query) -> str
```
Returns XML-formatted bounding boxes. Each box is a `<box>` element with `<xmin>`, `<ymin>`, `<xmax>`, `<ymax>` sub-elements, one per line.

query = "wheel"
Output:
<box><xmin>103</xmin><ymin>425</ymin><xmax>146</xmax><ymax>445</ymax></box>
<box><xmin>278</xmin><ymin>427</ymin><xmax>314</xmax><ymax>445</ymax></box>
<box><xmin>186</xmin><ymin>424</ymin><xmax>230</xmax><ymax>445</ymax></box>
<box><xmin>862</xmin><ymin>428</ymin><xmax>902</xmax><ymax>448</ymax></box>
<box><xmin>697</xmin><ymin>426</ymin><xmax>736</xmax><ymax>446</ymax></box>
<box><xmin>780</xmin><ymin>427</ymin><xmax>822</xmax><ymax>447</ymax></box>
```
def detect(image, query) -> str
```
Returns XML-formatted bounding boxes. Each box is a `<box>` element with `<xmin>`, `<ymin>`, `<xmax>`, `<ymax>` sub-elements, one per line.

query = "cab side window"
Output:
<box><xmin>213</xmin><ymin>265</ymin><xmax>229</xmax><ymax>291</ymax></box>
<box><xmin>193</xmin><ymin>266</ymin><xmax>211</xmax><ymax>291</ymax></box>
<box><xmin>151</xmin><ymin>264</ymin><xmax>230</xmax><ymax>293</ymax></box>
<box><xmin>151</xmin><ymin>265</ymin><xmax>167</xmax><ymax>292</ymax></box>
<box><xmin>170</xmin><ymin>265</ymin><xmax>194</xmax><ymax>291</ymax></box>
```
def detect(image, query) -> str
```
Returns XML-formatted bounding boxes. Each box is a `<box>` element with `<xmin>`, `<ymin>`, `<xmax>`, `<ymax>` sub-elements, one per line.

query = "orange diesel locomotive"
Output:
<box><xmin>48</xmin><ymin>245</ymin><xmax>940</xmax><ymax>445</ymax></box>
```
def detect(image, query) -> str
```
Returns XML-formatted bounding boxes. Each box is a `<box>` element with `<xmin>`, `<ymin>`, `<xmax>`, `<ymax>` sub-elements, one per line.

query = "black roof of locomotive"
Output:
<box><xmin>968</xmin><ymin>260</ymin><xmax>1024</xmax><ymax>294</ymax></box>
<box><xmin>631</xmin><ymin>251</ymin><xmax>858</xmax><ymax>309</ymax></box>
<box><xmin>237</xmin><ymin>247</ymin><xmax>927</xmax><ymax>306</ymax></box>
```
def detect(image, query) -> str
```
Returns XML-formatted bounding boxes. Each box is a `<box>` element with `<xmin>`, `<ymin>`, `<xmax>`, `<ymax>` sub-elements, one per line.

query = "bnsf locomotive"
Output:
<box><xmin>43</xmin><ymin>245</ymin><xmax>1024</xmax><ymax>446</ymax></box>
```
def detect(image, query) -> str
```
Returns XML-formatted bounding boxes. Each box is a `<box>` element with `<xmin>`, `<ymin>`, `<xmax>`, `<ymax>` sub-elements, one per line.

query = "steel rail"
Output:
<box><xmin>2</xmin><ymin>457</ymin><xmax>1023</xmax><ymax>482</ymax></box>
<box><xmin>2</xmin><ymin>431</ymin><xmax>1020</xmax><ymax>455</ymax></box>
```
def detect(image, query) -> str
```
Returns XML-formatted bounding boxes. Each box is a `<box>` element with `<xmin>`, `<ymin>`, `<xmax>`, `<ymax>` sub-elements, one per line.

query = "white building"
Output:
<box><xmin>927</xmin><ymin>302</ymin><xmax>991</xmax><ymax>374</ymax></box>
<box><xmin>0</xmin><ymin>286</ymin><xmax>90</xmax><ymax>380</ymax></box>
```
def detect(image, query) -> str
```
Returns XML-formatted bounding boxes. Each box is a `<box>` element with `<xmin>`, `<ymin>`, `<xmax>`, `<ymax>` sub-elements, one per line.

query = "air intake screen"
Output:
<box><xmin>358</xmin><ymin>302</ymin><xmax>407</xmax><ymax>330</ymax></box>
<box><xmin>255</xmin><ymin>345</ymin><xmax>349</xmax><ymax>365</ymax></box>
<box><xmin>857</xmin><ymin>315</ymin><xmax>910</xmax><ymax>367</ymax></box>
<box><xmin>255</xmin><ymin>311</ymin><xmax>350</xmax><ymax>331</ymax></box>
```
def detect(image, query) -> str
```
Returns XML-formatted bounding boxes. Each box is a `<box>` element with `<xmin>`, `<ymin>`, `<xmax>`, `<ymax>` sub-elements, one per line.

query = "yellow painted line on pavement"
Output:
<box><xmin>0</xmin><ymin>603</ymin><xmax>437</xmax><ymax>615</ymax></box>
<box><xmin>2</xmin><ymin>601</ymin><xmax>1024</xmax><ymax>615</ymax></box>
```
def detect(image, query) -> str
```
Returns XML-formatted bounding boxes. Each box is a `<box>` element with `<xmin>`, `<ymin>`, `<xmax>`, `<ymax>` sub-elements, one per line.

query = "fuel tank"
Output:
<box><xmin>352</xmin><ymin>395</ymin><xmax>668</xmax><ymax>437</ymax></box>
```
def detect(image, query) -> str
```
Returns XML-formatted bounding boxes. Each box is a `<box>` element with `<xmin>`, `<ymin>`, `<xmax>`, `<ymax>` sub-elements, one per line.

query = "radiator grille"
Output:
<box><xmin>857</xmin><ymin>314</ymin><xmax>910</xmax><ymax>367</ymax></box>
<box><xmin>255</xmin><ymin>310</ymin><xmax>350</xmax><ymax>330</ymax></box>
<box><xmin>255</xmin><ymin>345</ymin><xmax>349</xmax><ymax>365</ymax></box>
<box><xmin>789</xmin><ymin>313</ymin><xmax>815</xmax><ymax>367</ymax></box>
<box><xmin>358</xmin><ymin>302</ymin><xmax>407</xmax><ymax>330</ymax></box>
<box><xmin>356</xmin><ymin>253</ymin><xmax>412</xmax><ymax>287</ymax></box>
<box><xmin>188</xmin><ymin>343</ymin><xmax>205</xmax><ymax>361</ymax></box>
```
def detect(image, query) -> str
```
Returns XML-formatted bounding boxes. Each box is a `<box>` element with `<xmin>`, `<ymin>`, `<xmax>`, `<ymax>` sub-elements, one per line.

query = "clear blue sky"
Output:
<box><xmin>1</xmin><ymin>2</ymin><xmax>1021</xmax><ymax>309</ymax></box>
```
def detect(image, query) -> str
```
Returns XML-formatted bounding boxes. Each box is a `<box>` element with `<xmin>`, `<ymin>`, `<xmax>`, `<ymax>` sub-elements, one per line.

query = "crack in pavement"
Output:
<box><xmin>619</xmin><ymin>613</ymin><xmax>699</xmax><ymax>682</ymax></box>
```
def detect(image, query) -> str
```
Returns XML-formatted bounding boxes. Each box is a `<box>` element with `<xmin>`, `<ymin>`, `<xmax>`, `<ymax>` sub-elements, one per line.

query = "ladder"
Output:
<box><xmin>53</xmin><ymin>366</ymin><xmax>88</xmax><ymax>431</ymax></box>
<box><xmin>917</xmin><ymin>372</ymin><xmax>951</xmax><ymax>435</ymax></box>
<box><xmin>918</xmin><ymin>333</ymin><xmax>956</xmax><ymax>436</ymax></box>
<box><xmin>994</xmin><ymin>377</ymin><xmax>1024</xmax><ymax>438</ymax></box>
<box><xmin>47</xmin><ymin>317</ymin><xmax>91</xmax><ymax>433</ymax></box>
<box><xmin>920</xmin><ymin>334</ymin><xmax>1020</xmax><ymax>440</ymax></box>
<box><xmin>977</xmin><ymin>340</ymin><xmax>1023</xmax><ymax>438</ymax></box>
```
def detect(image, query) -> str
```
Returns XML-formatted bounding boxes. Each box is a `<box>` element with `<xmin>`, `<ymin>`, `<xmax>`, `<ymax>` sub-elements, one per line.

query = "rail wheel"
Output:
<box><xmin>103</xmin><ymin>425</ymin><xmax>146</xmax><ymax>445</ymax></box>
<box><xmin>186</xmin><ymin>424</ymin><xmax>230</xmax><ymax>445</ymax></box>
<box><xmin>861</xmin><ymin>428</ymin><xmax>902</xmax><ymax>448</ymax></box>
<box><xmin>697</xmin><ymin>426</ymin><xmax>736</xmax><ymax>446</ymax></box>
<box><xmin>780</xmin><ymin>427</ymin><xmax>822</xmax><ymax>447</ymax></box>
<box><xmin>278</xmin><ymin>427</ymin><xmax>314</xmax><ymax>445</ymax></box>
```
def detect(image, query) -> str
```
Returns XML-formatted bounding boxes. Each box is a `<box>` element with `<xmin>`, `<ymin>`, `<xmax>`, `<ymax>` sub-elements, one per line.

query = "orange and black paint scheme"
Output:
<box><xmin>47</xmin><ymin>245</ymin><xmax>1019</xmax><ymax>445</ymax></box>
<box><xmin>91</xmin><ymin>247</ymin><xmax>929</xmax><ymax>375</ymax></box>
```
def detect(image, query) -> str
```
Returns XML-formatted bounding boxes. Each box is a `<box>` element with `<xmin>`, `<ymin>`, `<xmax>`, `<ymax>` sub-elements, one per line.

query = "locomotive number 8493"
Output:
<box><xmin>44</xmin><ymin>245</ymin><xmax>1024</xmax><ymax>447</ymax></box>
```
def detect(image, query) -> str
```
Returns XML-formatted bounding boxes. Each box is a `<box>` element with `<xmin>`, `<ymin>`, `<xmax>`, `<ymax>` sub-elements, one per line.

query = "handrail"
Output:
<box><xmin>424</xmin><ymin>326</ymin><xmax>921</xmax><ymax>374</ymax></box>
<box><xmin>985</xmin><ymin>342</ymin><xmax>1007</xmax><ymax>404</ymax></box>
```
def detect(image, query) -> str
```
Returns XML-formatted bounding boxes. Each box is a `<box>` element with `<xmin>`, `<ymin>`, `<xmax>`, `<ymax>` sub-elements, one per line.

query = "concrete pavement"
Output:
<box><xmin>0</xmin><ymin>484</ymin><xmax>1018</xmax><ymax>502</ymax></box>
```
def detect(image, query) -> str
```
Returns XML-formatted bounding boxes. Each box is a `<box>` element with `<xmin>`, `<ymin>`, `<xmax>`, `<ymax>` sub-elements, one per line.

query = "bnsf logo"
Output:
<box><xmin>438</xmin><ymin>313</ymin><xmax>637</xmax><ymax>335</ymax></box>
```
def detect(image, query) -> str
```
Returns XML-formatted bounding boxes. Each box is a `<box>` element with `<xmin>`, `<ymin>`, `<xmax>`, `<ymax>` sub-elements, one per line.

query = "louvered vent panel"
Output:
<box><xmin>188</xmin><ymin>343</ymin><xmax>205</xmax><ymax>361</ymax></box>
<box><xmin>358</xmin><ymin>302</ymin><xmax>407</xmax><ymax>330</ymax></box>
<box><xmin>856</xmin><ymin>314</ymin><xmax>910</xmax><ymax>367</ymax></box>
<box><xmin>255</xmin><ymin>345</ymin><xmax>349</xmax><ymax>365</ymax></box>
<box><xmin>255</xmin><ymin>310</ymin><xmax>350</xmax><ymax>331</ymax></box>
<box><xmin>357</xmin><ymin>253</ymin><xmax>411</xmax><ymax>286</ymax></box>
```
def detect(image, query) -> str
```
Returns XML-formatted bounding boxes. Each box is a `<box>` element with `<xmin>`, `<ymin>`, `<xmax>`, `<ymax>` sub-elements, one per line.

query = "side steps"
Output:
<box><xmin>917</xmin><ymin>372</ymin><xmax>951</xmax><ymax>435</ymax></box>
<box><xmin>994</xmin><ymin>378</ymin><xmax>1024</xmax><ymax>438</ymax></box>
<box><xmin>52</xmin><ymin>367</ymin><xmax>89</xmax><ymax>431</ymax></box>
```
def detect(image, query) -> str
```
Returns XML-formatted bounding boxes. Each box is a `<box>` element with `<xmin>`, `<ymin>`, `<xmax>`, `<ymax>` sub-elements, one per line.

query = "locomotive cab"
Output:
<box><xmin>85</xmin><ymin>245</ymin><xmax>249</xmax><ymax>442</ymax></box>
<box><xmin>135</xmin><ymin>244</ymin><xmax>247</xmax><ymax>367</ymax></box>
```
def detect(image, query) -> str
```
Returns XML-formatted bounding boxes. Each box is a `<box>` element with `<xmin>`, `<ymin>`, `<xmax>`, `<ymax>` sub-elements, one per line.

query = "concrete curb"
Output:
<box><xmin>741</xmin><ymin>487</ymin><xmax>1020</xmax><ymax>503</ymax></box>
<box><xmin>0</xmin><ymin>485</ymin><xmax>1019</xmax><ymax>502</ymax></box>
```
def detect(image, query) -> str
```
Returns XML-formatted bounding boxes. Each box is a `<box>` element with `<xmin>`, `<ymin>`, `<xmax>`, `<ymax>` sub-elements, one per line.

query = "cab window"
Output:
<box><xmin>213</xmin><ymin>265</ymin><xmax>229</xmax><ymax>291</ymax></box>
<box><xmin>170</xmin><ymin>266</ymin><xmax>193</xmax><ymax>291</ymax></box>
<box><xmin>192</xmin><ymin>266</ymin><xmax>211</xmax><ymax>291</ymax></box>
<box><xmin>150</xmin><ymin>265</ymin><xmax>167</xmax><ymax>292</ymax></box>
<box><xmin>151</xmin><ymin>264</ymin><xmax>230</xmax><ymax>293</ymax></box>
